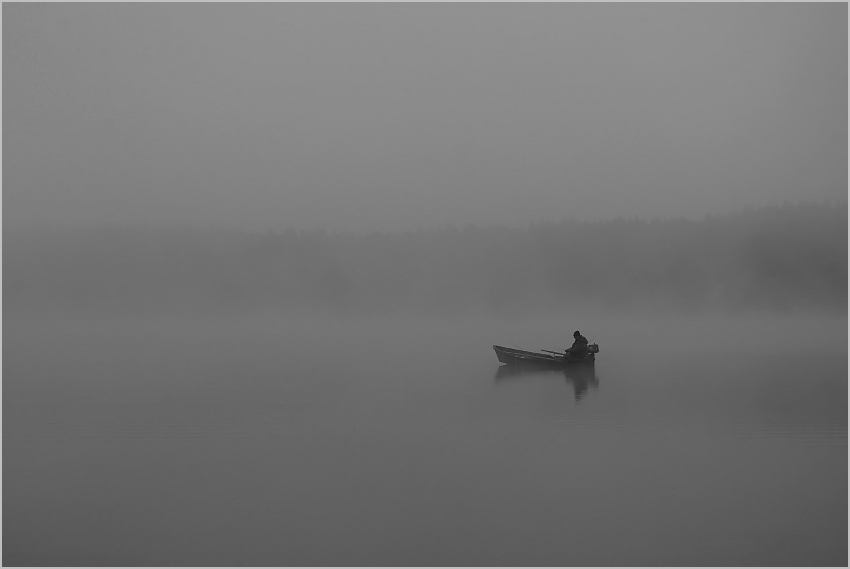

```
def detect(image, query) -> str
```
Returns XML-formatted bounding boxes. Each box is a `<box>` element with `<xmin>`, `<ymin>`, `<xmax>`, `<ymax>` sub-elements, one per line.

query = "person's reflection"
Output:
<box><xmin>494</xmin><ymin>364</ymin><xmax>600</xmax><ymax>402</ymax></box>
<box><xmin>563</xmin><ymin>364</ymin><xmax>599</xmax><ymax>402</ymax></box>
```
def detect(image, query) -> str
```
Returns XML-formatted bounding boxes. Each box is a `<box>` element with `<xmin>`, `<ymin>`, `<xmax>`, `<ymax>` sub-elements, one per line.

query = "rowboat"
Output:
<box><xmin>493</xmin><ymin>344</ymin><xmax>597</xmax><ymax>368</ymax></box>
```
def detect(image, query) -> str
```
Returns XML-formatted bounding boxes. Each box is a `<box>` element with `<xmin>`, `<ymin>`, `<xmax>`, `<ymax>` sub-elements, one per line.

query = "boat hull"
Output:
<box><xmin>493</xmin><ymin>345</ymin><xmax>595</xmax><ymax>368</ymax></box>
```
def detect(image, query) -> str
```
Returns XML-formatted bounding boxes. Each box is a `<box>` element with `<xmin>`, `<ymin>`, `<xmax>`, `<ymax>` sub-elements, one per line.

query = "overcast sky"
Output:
<box><xmin>4</xmin><ymin>3</ymin><xmax>847</xmax><ymax>233</ymax></box>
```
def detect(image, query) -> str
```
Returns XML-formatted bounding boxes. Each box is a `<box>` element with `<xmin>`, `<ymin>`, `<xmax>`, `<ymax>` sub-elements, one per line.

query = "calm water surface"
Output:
<box><xmin>4</xmin><ymin>310</ymin><xmax>847</xmax><ymax>566</ymax></box>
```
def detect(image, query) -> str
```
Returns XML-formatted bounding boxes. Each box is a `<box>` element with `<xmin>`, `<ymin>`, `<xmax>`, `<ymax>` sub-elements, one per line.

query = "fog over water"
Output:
<box><xmin>4</xmin><ymin>309</ymin><xmax>847</xmax><ymax>566</ymax></box>
<box><xmin>3</xmin><ymin>3</ymin><xmax>848</xmax><ymax>567</ymax></box>
<box><xmin>3</xmin><ymin>207</ymin><xmax>848</xmax><ymax>565</ymax></box>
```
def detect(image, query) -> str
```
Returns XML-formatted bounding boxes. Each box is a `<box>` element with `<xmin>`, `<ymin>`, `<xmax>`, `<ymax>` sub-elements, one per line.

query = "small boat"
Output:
<box><xmin>493</xmin><ymin>344</ymin><xmax>598</xmax><ymax>368</ymax></box>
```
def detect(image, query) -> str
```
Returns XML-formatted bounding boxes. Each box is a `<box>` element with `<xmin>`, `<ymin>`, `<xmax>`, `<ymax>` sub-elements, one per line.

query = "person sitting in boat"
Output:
<box><xmin>565</xmin><ymin>330</ymin><xmax>589</xmax><ymax>360</ymax></box>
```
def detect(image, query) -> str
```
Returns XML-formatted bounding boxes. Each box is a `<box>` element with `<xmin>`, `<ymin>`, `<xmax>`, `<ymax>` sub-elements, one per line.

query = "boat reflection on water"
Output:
<box><xmin>494</xmin><ymin>363</ymin><xmax>600</xmax><ymax>402</ymax></box>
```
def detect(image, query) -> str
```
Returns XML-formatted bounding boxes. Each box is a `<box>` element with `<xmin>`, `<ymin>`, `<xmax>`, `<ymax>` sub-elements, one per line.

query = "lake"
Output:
<box><xmin>3</xmin><ymin>309</ymin><xmax>847</xmax><ymax>566</ymax></box>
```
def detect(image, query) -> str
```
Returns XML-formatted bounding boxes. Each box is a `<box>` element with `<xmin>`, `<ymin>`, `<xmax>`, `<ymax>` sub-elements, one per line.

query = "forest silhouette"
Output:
<box><xmin>5</xmin><ymin>202</ymin><xmax>846</xmax><ymax>314</ymax></box>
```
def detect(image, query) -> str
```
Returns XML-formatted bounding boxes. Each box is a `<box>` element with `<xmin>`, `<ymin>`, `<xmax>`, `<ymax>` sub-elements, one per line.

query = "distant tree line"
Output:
<box><xmin>4</xmin><ymin>202</ymin><xmax>846</xmax><ymax>313</ymax></box>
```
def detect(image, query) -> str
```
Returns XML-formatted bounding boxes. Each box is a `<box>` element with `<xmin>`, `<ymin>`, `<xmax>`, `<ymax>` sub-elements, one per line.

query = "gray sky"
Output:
<box><xmin>4</xmin><ymin>3</ymin><xmax>847</xmax><ymax>233</ymax></box>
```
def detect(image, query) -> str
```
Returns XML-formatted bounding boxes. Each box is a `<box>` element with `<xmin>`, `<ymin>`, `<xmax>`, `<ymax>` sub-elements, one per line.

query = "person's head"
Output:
<box><xmin>573</xmin><ymin>330</ymin><xmax>581</xmax><ymax>338</ymax></box>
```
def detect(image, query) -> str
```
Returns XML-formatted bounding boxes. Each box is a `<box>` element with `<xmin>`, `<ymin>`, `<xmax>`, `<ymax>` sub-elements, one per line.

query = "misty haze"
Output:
<box><xmin>3</xmin><ymin>3</ymin><xmax>847</xmax><ymax>567</ymax></box>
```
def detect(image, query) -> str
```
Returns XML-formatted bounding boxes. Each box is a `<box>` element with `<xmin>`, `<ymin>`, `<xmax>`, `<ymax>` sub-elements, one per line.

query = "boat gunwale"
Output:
<box><xmin>493</xmin><ymin>344</ymin><xmax>595</xmax><ymax>366</ymax></box>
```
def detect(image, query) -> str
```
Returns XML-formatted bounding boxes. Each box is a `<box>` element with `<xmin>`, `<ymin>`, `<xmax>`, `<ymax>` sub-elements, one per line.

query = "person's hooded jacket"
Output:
<box><xmin>566</xmin><ymin>333</ymin><xmax>589</xmax><ymax>359</ymax></box>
